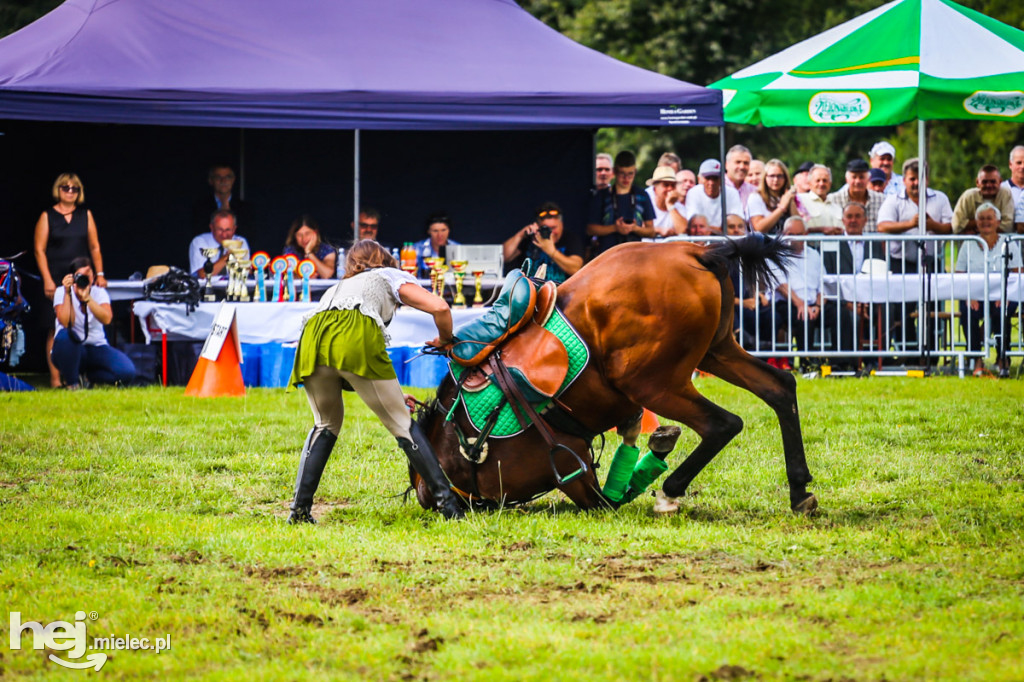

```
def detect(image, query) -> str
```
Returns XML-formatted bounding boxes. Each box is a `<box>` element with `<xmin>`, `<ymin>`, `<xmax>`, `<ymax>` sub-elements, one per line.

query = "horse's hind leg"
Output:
<box><xmin>698</xmin><ymin>339</ymin><xmax>816</xmax><ymax>513</ymax></box>
<box><xmin>639</xmin><ymin>385</ymin><xmax>745</xmax><ymax>502</ymax></box>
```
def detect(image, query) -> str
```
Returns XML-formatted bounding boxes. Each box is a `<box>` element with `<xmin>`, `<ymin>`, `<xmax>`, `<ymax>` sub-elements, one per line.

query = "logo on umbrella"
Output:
<box><xmin>963</xmin><ymin>91</ymin><xmax>1024</xmax><ymax>117</ymax></box>
<box><xmin>808</xmin><ymin>92</ymin><xmax>871</xmax><ymax>123</ymax></box>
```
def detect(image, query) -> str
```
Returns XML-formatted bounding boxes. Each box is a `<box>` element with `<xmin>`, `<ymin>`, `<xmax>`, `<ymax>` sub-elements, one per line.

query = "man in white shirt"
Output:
<box><xmin>682</xmin><ymin>159</ymin><xmax>743</xmax><ymax>233</ymax></box>
<box><xmin>877</xmin><ymin>158</ymin><xmax>953</xmax><ymax>273</ymax></box>
<box><xmin>869</xmin><ymin>141</ymin><xmax>904</xmax><ymax>197</ymax></box>
<box><xmin>1002</xmin><ymin>145</ymin><xmax>1024</xmax><ymax>206</ymax></box>
<box><xmin>188</xmin><ymin>209</ymin><xmax>251</xmax><ymax>278</ymax></box>
<box><xmin>799</xmin><ymin>165</ymin><xmax>842</xmax><ymax>234</ymax></box>
<box><xmin>646</xmin><ymin>166</ymin><xmax>686</xmax><ymax>236</ymax></box>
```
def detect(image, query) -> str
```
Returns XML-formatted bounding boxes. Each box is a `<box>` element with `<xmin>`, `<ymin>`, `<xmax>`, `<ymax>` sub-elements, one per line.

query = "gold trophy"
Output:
<box><xmin>471</xmin><ymin>270</ymin><xmax>485</xmax><ymax>307</ymax></box>
<box><xmin>199</xmin><ymin>247</ymin><xmax>220</xmax><ymax>301</ymax></box>
<box><xmin>224</xmin><ymin>241</ymin><xmax>250</xmax><ymax>302</ymax></box>
<box><xmin>450</xmin><ymin>260</ymin><xmax>468</xmax><ymax>308</ymax></box>
<box><xmin>423</xmin><ymin>257</ymin><xmax>443</xmax><ymax>296</ymax></box>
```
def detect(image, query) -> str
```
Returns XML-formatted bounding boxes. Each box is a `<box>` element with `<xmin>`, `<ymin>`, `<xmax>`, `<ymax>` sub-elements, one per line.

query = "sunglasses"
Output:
<box><xmin>359</xmin><ymin>222</ymin><xmax>378</xmax><ymax>229</ymax></box>
<box><xmin>537</xmin><ymin>209</ymin><xmax>560</xmax><ymax>219</ymax></box>
<box><xmin>658</xmin><ymin>182</ymin><xmax>676</xmax><ymax>188</ymax></box>
<box><xmin>59</xmin><ymin>185</ymin><xmax>81</xmax><ymax>194</ymax></box>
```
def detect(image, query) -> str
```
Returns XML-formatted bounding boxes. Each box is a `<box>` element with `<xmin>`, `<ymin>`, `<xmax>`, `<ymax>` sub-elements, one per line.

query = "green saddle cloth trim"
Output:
<box><xmin>450</xmin><ymin>307</ymin><xmax>588</xmax><ymax>438</ymax></box>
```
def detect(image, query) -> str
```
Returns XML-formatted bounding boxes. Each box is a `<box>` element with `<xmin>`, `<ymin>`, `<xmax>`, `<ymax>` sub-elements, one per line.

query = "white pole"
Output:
<box><xmin>353</xmin><ymin>129</ymin><xmax>361</xmax><ymax>243</ymax></box>
<box><xmin>918</xmin><ymin>119</ymin><xmax>927</xmax><ymax>235</ymax></box>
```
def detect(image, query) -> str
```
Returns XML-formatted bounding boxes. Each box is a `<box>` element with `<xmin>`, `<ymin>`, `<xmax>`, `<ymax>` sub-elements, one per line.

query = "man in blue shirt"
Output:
<box><xmin>587</xmin><ymin>151</ymin><xmax>655</xmax><ymax>257</ymax></box>
<box><xmin>503</xmin><ymin>202</ymin><xmax>584</xmax><ymax>284</ymax></box>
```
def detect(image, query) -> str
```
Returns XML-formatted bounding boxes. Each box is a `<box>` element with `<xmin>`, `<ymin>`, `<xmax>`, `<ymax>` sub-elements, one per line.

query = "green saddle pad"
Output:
<box><xmin>449</xmin><ymin>308</ymin><xmax>589</xmax><ymax>438</ymax></box>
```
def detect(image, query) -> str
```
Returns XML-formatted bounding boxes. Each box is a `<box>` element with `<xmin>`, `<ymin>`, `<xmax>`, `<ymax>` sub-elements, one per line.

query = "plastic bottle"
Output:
<box><xmin>336</xmin><ymin>248</ymin><xmax>346</xmax><ymax>278</ymax></box>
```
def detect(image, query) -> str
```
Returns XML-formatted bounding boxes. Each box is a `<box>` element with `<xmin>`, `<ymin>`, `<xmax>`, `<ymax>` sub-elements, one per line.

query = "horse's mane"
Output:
<box><xmin>696</xmin><ymin>234</ymin><xmax>795</xmax><ymax>292</ymax></box>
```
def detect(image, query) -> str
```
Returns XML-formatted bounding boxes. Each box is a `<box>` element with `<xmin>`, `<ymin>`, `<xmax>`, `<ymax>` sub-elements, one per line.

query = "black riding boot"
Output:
<box><xmin>398</xmin><ymin>422</ymin><xmax>465</xmax><ymax>520</ymax></box>
<box><xmin>288</xmin><ymin>427</ymin><xmax>338</xmax><ymax>524</ymax></box>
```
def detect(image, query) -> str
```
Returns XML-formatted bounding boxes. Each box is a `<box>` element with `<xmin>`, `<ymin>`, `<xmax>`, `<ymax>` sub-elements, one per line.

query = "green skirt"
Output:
<box><xmin>287</xmin><ymin>309</ymin><xmax>396</xmax><ymax>391</ymax></box>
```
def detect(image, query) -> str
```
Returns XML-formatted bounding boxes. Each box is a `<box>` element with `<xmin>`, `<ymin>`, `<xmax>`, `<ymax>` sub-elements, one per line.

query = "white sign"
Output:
<box><xmin>963</xmin><ymin>91</ymin><xmax>1024</xmax><ymax>117</ymax></box>
<box><xmin>199</xmin><ymin>302</ymin><xmax>241</xmax><ymax>362</ymax></box>
<box><xmin>808</xmin><ymin>92</ymin><xmax>871</xmax><ymax>123</ymax></box>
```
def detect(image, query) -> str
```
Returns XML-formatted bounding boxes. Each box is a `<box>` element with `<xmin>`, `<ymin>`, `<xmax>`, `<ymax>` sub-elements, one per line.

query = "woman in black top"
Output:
<box><xmin>33</xmin><ymin>173</ymin><xmax>107</xmax><ymax>387</ymax></box>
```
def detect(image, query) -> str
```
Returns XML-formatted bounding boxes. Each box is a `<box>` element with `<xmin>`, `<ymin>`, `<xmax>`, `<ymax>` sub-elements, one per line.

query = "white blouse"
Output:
<box><xmin>306</xmin><ymin>267</ymin><xmax>418</xmax><ymax>344</ymax></box>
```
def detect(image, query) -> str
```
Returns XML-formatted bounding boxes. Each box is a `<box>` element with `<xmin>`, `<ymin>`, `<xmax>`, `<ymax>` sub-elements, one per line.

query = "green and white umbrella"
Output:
<box><xmin>711</xmin><ymin>0</ymin><xmax>1024</xmax><ymax>126</ymax></box>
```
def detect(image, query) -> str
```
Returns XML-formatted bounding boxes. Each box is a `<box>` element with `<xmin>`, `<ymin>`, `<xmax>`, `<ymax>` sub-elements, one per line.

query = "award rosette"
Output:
<box><xmin>298</xmin><ymin>260</ymin><xmax>315</xmax><ymax>302</ymax></box>
<box><xmin>284</xmin><ymin>254</ymin><xmax>299</xmax><ymax>302</ymax></box>
<box><xmin>251</xmin><ymin>252</ymin><xmax>270</xmax><ymax>302</ymax></box>
<box><xmin>270</xmin><ymin>256</ymin><xmax>288</xmax><ymax>302</ymax></box>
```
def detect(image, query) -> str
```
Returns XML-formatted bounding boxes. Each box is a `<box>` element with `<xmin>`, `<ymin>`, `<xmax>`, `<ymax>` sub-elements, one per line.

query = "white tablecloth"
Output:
<box><xmin>133</xmin><ymin>301</ymin><xmax>489</xmax><ymax>346</ymax></box>
<box><xmin>822</xmin><ymin>273</ymin><xmax>1024</xmax><ymax>303</ymax></box>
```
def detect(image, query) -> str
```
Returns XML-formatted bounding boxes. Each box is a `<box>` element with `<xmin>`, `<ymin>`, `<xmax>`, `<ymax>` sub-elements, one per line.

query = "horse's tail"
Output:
<box><xmin>696</xmin><ymin>233</ymin><xmax>795</xmax><ymax>292</ymax></box>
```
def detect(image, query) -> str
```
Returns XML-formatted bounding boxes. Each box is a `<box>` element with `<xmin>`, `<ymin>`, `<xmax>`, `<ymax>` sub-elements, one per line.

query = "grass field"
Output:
<box><xmin>1</xmin><ymin>376</ymin><xmax>1022</xmax><ymax>681</ymax></box>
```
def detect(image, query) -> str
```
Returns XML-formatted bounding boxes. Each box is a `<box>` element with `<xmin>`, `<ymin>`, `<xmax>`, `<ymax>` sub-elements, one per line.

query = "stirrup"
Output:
<box><xmin>549</xmin><ymin>443</ymin><xmax>588</xmax><ymax>486</ymax></box>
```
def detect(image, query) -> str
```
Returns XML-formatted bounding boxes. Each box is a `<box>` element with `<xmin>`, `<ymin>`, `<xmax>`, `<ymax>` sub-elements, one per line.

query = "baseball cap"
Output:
<box><xmin>869</xmin><ymin>141</ymin><xmax>896</xmax><ymax>159</ymax></box>
<box><xmin>869</xmin><ymin>168</ymin><xmax>887</xmax><ymax>184</ymax></box>
<box><xmin>846</xmin><ymin>158</ymin><xmax>870</xmax><ymax>173</ymax></box>
<box><xmin>796</xmin><ymin>161</ymin><xmax>815</xmax><ymax>174</ymax></box>
<box><xmin>698</xmin><ymin>159</ymin><xmax>722</xmax><ymax>177</ymax></box>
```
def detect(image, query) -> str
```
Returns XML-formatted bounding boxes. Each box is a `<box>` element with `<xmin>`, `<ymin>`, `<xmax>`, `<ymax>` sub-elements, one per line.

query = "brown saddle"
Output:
<box><xmin>460</xmin><ymin>281</ymin><xmax>567</xmax><ymax>399</ymax></box>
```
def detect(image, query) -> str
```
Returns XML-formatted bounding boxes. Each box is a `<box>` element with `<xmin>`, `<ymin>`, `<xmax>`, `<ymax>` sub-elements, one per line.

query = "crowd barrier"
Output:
<box><xmin>664</xmin><ymin>233</ymin><xmax>1023</xmax><ymax>377</ymax></box>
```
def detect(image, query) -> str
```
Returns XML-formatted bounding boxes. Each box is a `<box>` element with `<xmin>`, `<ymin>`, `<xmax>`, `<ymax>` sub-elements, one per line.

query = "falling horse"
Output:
<box><xmin>412</xmin><ymin>236</ymin><xmax>817</xmax><ymax>514</ymax></box>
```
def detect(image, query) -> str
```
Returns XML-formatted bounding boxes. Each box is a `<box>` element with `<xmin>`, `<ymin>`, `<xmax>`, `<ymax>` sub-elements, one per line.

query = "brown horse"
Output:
<box><xmin>412</xmin><ymin>236</ymin><xmax>817</xmax><ymax>514</ymax></box>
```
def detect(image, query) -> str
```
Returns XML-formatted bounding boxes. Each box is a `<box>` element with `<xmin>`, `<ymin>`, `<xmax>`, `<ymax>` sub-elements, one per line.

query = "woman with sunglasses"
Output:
<box><xmin>33</xmin><ymin>173</ymin><xmax>107</xmax><ymax>387</ymax></box>
<box><xmin>414</xmin><ymin>212</ymin><xmax>460</xmax><ymax>277</ymax></box>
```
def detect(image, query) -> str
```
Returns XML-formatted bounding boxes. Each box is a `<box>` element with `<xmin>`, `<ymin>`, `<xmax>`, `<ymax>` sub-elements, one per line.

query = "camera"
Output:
<box><xmin>538</xmin><ymin>225</ymin><xmax>552</xmax><ymax>240</ymax></box>
<box><xmin>74</xmin><ymin>273</ymin><xmax>91</xmax><ymax>289</ymax></box>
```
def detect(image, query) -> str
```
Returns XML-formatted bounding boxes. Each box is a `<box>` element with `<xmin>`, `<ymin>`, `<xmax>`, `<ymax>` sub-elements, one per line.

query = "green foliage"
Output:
<box><xmin>0</xmin><ymin>0</ymin><xmax>62</xmax><ymax>37</ymax></box>
<box><xmin>1</xmin><ymin>379</ymin><xmax>1023</xmax><ymax>679</ymax></box>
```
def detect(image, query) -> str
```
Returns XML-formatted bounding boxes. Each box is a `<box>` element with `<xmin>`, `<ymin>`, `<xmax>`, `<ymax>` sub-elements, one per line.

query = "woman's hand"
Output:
<box><xmin>426</xmin><ymin>336</ymin><xmax>454</xmax><ymax>350</ymax></box>
<box><xmin>95</xmin><ymin>274</ymin><xmax>108</xmax><ymax>288</ymax></box>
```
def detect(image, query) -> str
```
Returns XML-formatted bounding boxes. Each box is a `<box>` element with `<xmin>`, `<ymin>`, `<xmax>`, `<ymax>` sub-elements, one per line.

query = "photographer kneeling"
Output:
<box><xmin>51</xmin><ymin>256</ymin><xmax>135</xmax><ymax>390</ymax></box>
<box><xmin>502</xmin><ymin>202</ymin><xmax>584</xmax><ymax>283</ymax></box>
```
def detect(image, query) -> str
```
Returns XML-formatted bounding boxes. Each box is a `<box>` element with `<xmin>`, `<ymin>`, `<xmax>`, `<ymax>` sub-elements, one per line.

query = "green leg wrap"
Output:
<box><xmin>620</xmin><ymin>453</ymin><xmax>669</xmax><ymax>504</ymax></box>
<box><xmin>602</xmin><ymin>444</ymin><xmax>640</xmax><ymax>502</ymax></box>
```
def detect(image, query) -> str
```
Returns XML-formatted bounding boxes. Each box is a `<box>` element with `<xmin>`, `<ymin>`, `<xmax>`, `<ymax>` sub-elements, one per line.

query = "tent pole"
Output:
<box><xmin>719</xmin><ymin>126</ymin><xmax>726</xmax><ymax>231</ymax></box>
<box><xmin>918</xmin><ymin>118</ymin><xmax>929</xmax><ymax>369</ymax></box>
<box><xmin>353</xmin><ymin>129</ymin><xmax>361</xmax><ymax>243</ymax></box>
<box><xmin>238</xmin><ymin>129</ymin><xmax>245</xmax><ymax>201</ymax></box>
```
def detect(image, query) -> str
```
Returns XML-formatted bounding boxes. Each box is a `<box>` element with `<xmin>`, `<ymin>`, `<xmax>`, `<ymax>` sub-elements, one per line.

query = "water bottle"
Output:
<box><xmin>391</xmin><ymin>247</ymin><xmax>400</xmax><ymax>263</ymax></box>
<box><xmin>336</xmin><ymin>248</ymin><xmax>346</xmax><ymax>278</ymax></box>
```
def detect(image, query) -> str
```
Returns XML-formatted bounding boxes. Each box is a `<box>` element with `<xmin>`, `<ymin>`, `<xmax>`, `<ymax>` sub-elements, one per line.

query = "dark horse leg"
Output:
<box><xmin>697</xmin><ymin>337</ymin><xmax>817</xmax><ymax>513</ymax></box>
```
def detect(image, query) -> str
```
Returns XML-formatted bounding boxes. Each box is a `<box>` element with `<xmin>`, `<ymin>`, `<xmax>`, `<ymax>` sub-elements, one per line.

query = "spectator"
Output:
<box><xmin>725</xmin><ymin>144</ymin><xmax>756</xmax><ymax>207</ymax></box>
<box><xmin>682</xmin><ymin>159</ymin><xmax>743</xmax><ymax>233</ymax></box>
<box><xmin>1002</xmin><ymin>145</ymin><xmax>1024</xmax><ymax>206</ymax></box>
<box><xmin>951</xmin><ymin>165</ymin><xmax>1015</xmax><ymax>234</ymax></box>
<box><xmin>645</xmin><ymin>152</ymin><xmax>682</xmax><ymax>207</ymax></box>
<box><xmin>594</xmin><ymin>153</ymin><xmax>614</xmax><ymax>192</ymax></box>
<box><xmin>675</xmin><ymin>169</ymin><xmax>697</xmax><ymax>206</ymax></box>
<box><xmin>792</xmin><ymin>161</ymin><xmax>814</xmax><ymax>193</ymax></box>
<box><xmin>1016</xmin><ymin>191</ymin><xmax>1024</xmax><ymax>234</ymax></box>
<box><xmin>746</xmin><ymin>159</ymin><xmax>765</xmax><ymax>188</ymax></box>
<box><xmin>954</xmin><ymin>202</ymin><xmax>1022</xmax><ymax>377</ymax></box>
<box><xmin>503</xmin><ymin>202</ymin><xmax>584</xmax><ymax>283</ymax></box>
<box><xmin>770</xmin><ymin>217</ymin><xmax>854</xmax><ymax>370</ymax></box>
<box><xmin>687</xmin><ymin>214</ymin><xmax>712</xmax><ymax>237</ymax></box>
<box><xmin>798</xmin><ymin>165</ymin><xmax>842</xmax><ymax>234</ymax></box>
<box><xmin>34</xmin><ymin>173</ymin><xmax>107</xmax><ymax>388</ymax></box>
<box><xmin>189</xmin><ymin>209</ymin><xmax>250</xmax><ymax>278</ymax></box>
<box><xmin>827</xmin><ymin>159</ymin><xmax>885</xmax><ymax>233</ymax></box>
<box><xmin>824</xmin><ymin>202</ymin><xmax>887</xmax><ymax>275</ymax></box>
<box><xmin>587</xmin><ymin>151</ymin><xmax>655</xmax><ymax>256</ymax></box>
<box><xmin>415</xmin><ymin>212</ymin><xmax>461</xmax><ymax>276</ymax></box>
<box><xmin>51</xmin><ymin>256</ymin><xmax>135</xmax><ymax>389</ymax></box>
<box><xmin>193</xmin><ymin>164</ymin><xmax>247</xmax><ymax>235</ymax></box>
<box><xmin>283</xmin><ymin>215</ymin><xmax>336</xmax><ymax>279</ymax></box>
<box><xmin>350</xmin><ymin>207</ymin><xmax>392</xmax><ymax>251</ymax></box>
<box><xmin>868</xmin><ymin>168</ymin><xmax>888</xmax><ymax>194</ymax></box>
<box><xmin>726</xmin><ymin>214</ymin><xmax>772</xmax><ymax>349</ymax></box>
<box><xmin>877</xmin><ymin>158</ymin><xmax>953</xmax><ymax>272</ymax></box>
<box><xmin>748</xmin><ymin>159</ymin><xmax>799</xmax><ymax>235</ymax></box>
<box><xmin>646</xmin><ymin>166</ymin><xmax>686</xmax><ymax>237</ymax></box>
<box><xmin>869</xmin><ymin>141</ymin><xmax>904</xmax><ymax>197</ymax></box>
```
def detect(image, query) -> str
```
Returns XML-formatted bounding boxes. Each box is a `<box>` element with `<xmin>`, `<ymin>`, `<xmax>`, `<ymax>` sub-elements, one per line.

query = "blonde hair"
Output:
<box><xmin>344</xmin><ymin>239</ymin><xmax>397</xmax><ymax>278</ymax></box>
<box><xmin>52</xmin><ymin>173</ymin><xmax>85</xmax><ymax>204</ymax></box>
<box><xmin>758</xmin><ymin>159</ymin><xmax>790</xmax><ymax>210</ymax></box>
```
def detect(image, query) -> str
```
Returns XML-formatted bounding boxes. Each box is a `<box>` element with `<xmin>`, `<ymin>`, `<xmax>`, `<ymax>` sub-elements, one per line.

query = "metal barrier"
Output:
<box><xmin>661</xmin><ymin>233</ymin><xmax>1022</xmax><ymax>376</ymax></box>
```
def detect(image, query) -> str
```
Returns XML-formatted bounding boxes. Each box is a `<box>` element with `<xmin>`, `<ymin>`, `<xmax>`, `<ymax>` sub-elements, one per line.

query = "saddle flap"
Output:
<box><xmin>497</xmin><ymin>320</ymin><xmax>569</xmax><ymax>399</ymax></box>
<box><xmin>533</xmin><ymin>280</ymin><xmax>557</xmax><ymax>326</ymax></box>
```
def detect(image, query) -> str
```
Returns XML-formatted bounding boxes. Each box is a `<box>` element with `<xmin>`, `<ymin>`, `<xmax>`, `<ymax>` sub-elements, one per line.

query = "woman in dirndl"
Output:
<box><xmin>286</xmin><ymin>239</ymin><xmax>463</xmax><ymax>522</ymax></box>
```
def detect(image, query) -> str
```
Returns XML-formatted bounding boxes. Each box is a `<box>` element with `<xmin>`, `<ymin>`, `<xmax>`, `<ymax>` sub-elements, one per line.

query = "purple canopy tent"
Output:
<box><xmin>0</xmin><ymin>0</ymin><xmax>721</xmax><ymax>130</ymax></box>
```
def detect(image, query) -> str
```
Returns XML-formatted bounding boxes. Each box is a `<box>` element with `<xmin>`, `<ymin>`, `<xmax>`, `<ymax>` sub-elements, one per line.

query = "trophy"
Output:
<box><xmin>225</xmin><ymin>243</ymin><xmax>250</xmax><ymax>302</ymax></box>
<box><xmin>298</xmin><ymin>260</ymin><xmax>315</xmax><ymax>302</ymax></box>
<box><xmin>251</xmin><ymin>252</ymin><xmax>270</xmax><ymax>302</ymax></box>
<box><xmin>424</xmin><ymin>257</ymin><xmax>444</xmax><ymax>296</ymax></box>
<box><xmin>200</xmin><ymin>247</ymin><xmax>220</xmax><ymax>302</ymax></box>
<box><xmin>472</xmin><ymin>270</ymin><xmax>486</xmax><ymax>307</ymax></box>
<box><xmin>450</xmin><ymin>260</ymin><xmax>468</xmax><ymax>308</ymax></box>
<box><xmin>284</xmin><ymin>254</ymin><xmax>299</xmax><ymax>302</ymax></box>
<box><xmin>270</xmin><ymin>257</ymin><xmax>288</xmax><ymax>302</ymax></box>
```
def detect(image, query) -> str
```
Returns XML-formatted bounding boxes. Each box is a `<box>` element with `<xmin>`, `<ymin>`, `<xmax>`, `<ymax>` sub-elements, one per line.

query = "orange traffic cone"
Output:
<box><xmin>639</xmin><ymin>408</ymin><xmax>660</xmax><ymax>434</ymax></box>
<box><xmin>184</xmin><ymin>328</ymin><xmax>246</xmax><ymax>397</ymax></box>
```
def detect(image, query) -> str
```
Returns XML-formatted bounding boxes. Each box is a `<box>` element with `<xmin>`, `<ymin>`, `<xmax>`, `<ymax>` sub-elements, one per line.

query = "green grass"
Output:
<box><xmin>1</xmin><ymin>377</ymin><xmax>1022</xmax><ymax>680</ymax></box>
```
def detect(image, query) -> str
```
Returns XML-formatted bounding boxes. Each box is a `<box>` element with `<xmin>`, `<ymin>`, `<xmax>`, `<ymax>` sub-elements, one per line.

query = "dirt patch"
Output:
<box><xmin>504</xmin><ymin>540</ymin><xmax>534</xmax><ymax>552</ymax></box>
<box><xmin>105</xmin><ymin>555</ymin><xmax>146</xmax><ymax>568</ymax></box>
<box><xmin>170</xmin><ymin>549</ymin><xmax>206</xmax><ymax>565</ymax></box>
<box><xmin>697</xmin><ymin>664</ymin><xmax>759</xmax><ymax>680</ymax></box>
<box><xmin>570</xmin><ymin>612</ymin><xmax>612</xmax><ymax>624</ymax></box>
<box><xmin>276</xmin><ymin>611</ymin><xmax>325</xmax><ymax>626</ymax></box>
<box><xmin>301</xmin><ymin>583</ymin><xmax>368</xmax><ymax>606</ymax></box>
<box><xmin>409</xmin><ymin>628</ymin><xmax>444</xmax><ymax>653</ymax></box>
<box><xmin>243</xmin><ymin>564</ymin><xmax>305</xmax><ymax>579</ymax></box>
<box><xmin>267</xmin><ymin>499</ymin><xmax>354</xmax><ymax>519</ymax></box>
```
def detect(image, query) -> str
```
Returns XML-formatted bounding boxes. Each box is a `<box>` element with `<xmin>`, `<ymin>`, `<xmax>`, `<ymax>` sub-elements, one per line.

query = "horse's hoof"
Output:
<box><xmin>648</xmin><ymin>425</ymin><xmax>682</xmax><ymax>455</ymax></box>
<box><xmin>653</xmin><ymin>490</ymin><xmax>681</xmax><ymax>515</ymax></box>
<box><xmin>791</xmin><ymin>493</ymin><xmax>818</xmax><ymax>515</ymax></box>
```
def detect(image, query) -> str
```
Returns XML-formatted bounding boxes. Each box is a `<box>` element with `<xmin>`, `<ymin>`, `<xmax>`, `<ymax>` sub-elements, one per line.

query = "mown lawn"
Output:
<box><xmin>1</xmin><ymin>376</ymin><xmax>1022</xmax><ymax>681</ymax></box>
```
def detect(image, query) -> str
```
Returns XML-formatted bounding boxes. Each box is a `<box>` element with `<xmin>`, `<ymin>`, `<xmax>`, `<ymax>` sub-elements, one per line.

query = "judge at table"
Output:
<box><xmin>188</xmin><ymin>209</ymin><xmax>250</xmax><ymax>278</ymax></box>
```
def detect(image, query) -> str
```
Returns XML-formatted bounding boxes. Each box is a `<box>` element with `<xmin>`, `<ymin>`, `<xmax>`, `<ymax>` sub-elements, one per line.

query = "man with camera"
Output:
<box><xmin>587</xmin><ymin>150</ymin><xmax>656</xmax><ymax>257</ymax></box>
<box><xmin>503</xmin><ymin>202</ymin><xmax>584</xmax><ymax>284</ymax></box>
<box><xmin>51</xmin><ymin>256</ymin><xmax>136</xmax><ymax>389</ymax></box>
